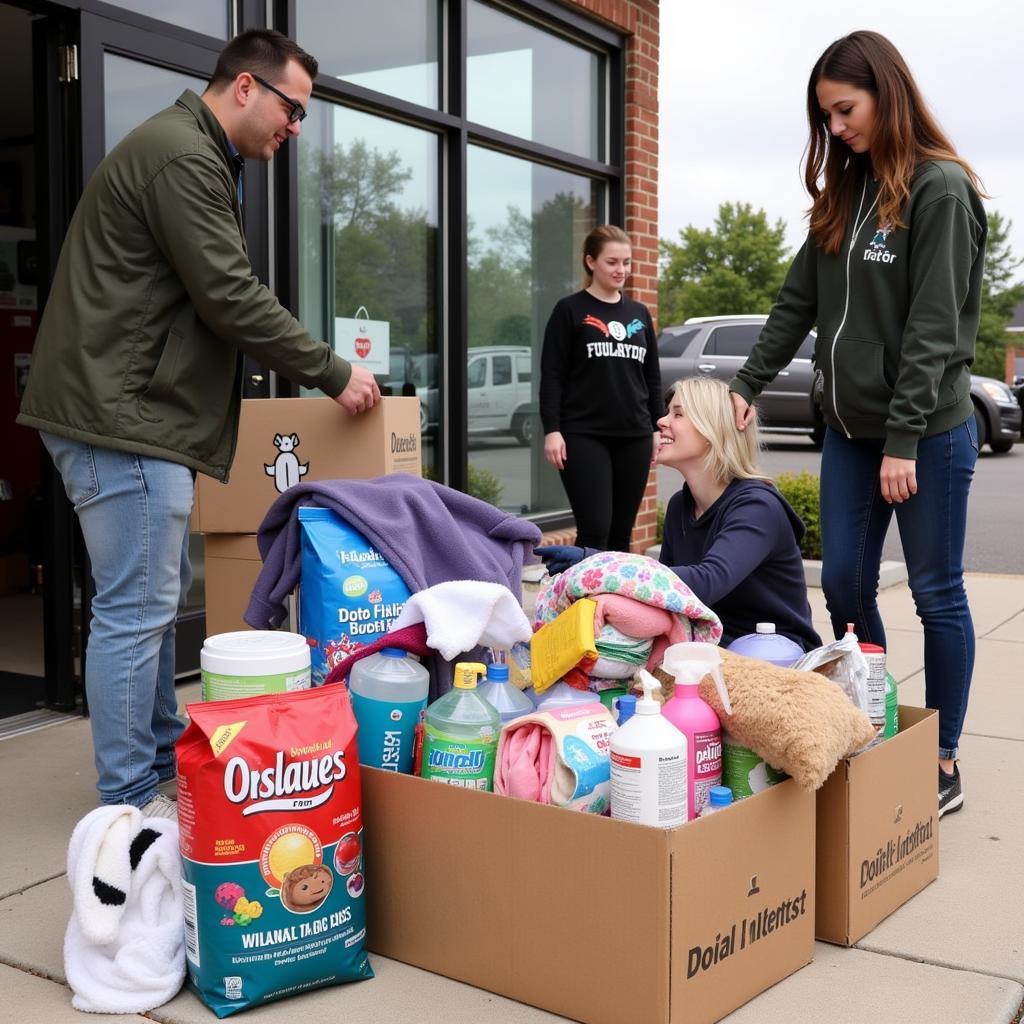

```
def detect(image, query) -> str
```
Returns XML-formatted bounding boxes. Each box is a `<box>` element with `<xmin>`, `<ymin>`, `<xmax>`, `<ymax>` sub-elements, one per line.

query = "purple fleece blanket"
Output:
<box><xmin>244</xmin><ymin>473</ymin><xmax>541</xmax><ymax>631</ymax></box>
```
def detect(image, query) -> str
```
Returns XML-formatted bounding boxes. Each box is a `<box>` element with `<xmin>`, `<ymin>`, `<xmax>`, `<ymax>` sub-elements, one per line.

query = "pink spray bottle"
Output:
<box><xmin>660</xmin><ymin>643</ymin><xmax>732</xmax><ymax>820</ymax></box>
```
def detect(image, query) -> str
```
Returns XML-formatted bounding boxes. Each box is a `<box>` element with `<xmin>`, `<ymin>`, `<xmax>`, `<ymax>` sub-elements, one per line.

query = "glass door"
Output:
<box><xmin>77</xmin><ymin>13</ymin><xmax>223</xmax><ymax>678</ymax></box>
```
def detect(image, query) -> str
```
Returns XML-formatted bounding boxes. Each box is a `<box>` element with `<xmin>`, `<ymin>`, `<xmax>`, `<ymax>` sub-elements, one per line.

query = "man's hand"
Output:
<box><xmin>335</xmin><ymin>364</ymin><xmax>381</xmax><ymax>414</ymax></box>
<box><xmin>534</xmin><ymin>545</ymin><xmax>585</xmax><ymax>575</ymax></box>
<box><xmin>879</xmin><ymin>455</ymin><xmax>917</xmax><ymax>504</ymax></box>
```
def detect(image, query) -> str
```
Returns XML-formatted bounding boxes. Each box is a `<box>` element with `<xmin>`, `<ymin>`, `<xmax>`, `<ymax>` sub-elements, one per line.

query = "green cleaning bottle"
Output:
<box><xmin>883</xmin><ymin>671</ymin><xmax>899</xmax><ymax>739</ymax></box>
<box><xmin>420</xmin><ymin>662</ymin><xmax>501</xmax><ymax>790</ymax></box>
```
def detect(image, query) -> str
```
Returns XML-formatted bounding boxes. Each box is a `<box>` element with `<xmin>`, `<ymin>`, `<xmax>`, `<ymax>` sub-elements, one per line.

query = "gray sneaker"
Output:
<box><xmin>157</xmin><ymin>776</ymin><xmax>178</xmax><ymax>799</ymax></box>
<box><xmin>938</xmin><ymin>764</ymin><xmax>963</xmax><ymax>818</ymax></box>
<box><xmin>141</xmin><ymin>793</ymin><xmax>178</xmax><ymax>820</ymax></box>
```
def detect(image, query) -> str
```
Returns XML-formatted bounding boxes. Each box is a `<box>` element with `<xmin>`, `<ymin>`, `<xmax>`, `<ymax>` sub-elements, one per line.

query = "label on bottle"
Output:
<box><xmin>611</xmin><ymin>749</ymin><xmax>687</xmax><ymax>827</ymax></box>
<box><xmin>883</xmin><ymin>672</ymin><xmax>899</xmax><ymax>739</ymax></box>
<box><xmin>861</xmin><ymin>650</ymin><xmax>887</xmax><ymax>728</ymax></box>
<box><xmin>421</xmin><ymin>724</ymin><xmax>497</xmax><ymax>791</ymax></box>
<box><xmin>692</xmin><ymin>729</ymin><xmax>722</xmax><ymax>817</ymax></box>
<box><xmin>722</xmin><ymin>735</ymin><xmax>784</xmax><ymax>800</ymax></box>
<box><xmin>349</xmin><ymin>692</ymin><xmax>426</xmax><ymax>773</ymax></box>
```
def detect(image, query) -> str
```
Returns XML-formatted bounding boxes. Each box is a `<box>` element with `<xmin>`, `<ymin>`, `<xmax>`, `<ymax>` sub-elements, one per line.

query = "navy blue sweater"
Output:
<box><xmin>659</xmin><ymin>479</ymin><xmax>821</xmax><ymax>652</ymax></box>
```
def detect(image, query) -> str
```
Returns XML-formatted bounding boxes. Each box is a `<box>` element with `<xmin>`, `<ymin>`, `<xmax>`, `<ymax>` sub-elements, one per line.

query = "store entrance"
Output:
<box><xmin>0</xmin><ymin>1</ymin><xmax>77</xmax><ymax>728</ymax></box>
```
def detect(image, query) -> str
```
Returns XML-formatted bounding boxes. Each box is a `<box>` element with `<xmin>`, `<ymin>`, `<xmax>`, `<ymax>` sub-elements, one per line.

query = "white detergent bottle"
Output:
<box><xmin>610</xmin><ymin>670</ymin><xmax>688</xmax><ymax>828</ymax></box>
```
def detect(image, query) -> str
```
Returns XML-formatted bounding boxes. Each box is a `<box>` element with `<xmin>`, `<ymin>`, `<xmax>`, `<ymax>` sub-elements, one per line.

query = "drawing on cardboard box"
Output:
<box><xmin>265</xmin><ymin>432</ymin><xmax>309</xmax><ymax>493</ymax></box>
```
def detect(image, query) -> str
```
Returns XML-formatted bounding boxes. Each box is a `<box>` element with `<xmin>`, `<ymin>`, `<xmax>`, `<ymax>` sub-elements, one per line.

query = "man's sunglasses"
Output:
<box><xmin>252</xmin><ymin>74</ymin><xmax>307</xmax><ymax>124</ymax></box>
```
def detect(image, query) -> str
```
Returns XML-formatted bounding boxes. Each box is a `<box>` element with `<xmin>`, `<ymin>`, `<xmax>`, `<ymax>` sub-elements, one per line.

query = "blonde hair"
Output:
<box><xmin>581</xmin><ymin>224</ymin><xmax>632</xmax><ymax>285</ymax></box>
<box><xmin>669</xmin><ymin>377</ymin><xmax>772</xmax><ymax>485</ymax></box>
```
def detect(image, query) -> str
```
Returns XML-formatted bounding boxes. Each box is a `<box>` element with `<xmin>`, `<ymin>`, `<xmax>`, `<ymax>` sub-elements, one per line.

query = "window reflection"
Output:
<box><xmin>104</xmin><ymin>55</ymin><xmax>206</xmax><ymax>155</ymax></box>
<box><xmin>297</xmin><ymin>99</ymin><xmax>440</xmax><ymax>479</ymax></box>
<box><xmin>467</xmin><ymin>146</ymin><xmax>601</xmax><ymax>514</ymax></box>
<box><xmin>99</xmin><ymin>0</ymin><xmax>229</xmax><ymax>38</ymax></box>
<box><xmin>467</xmin><ymin>0</ymin><xmax>603</xmax><ymax>159</ymax></box>
<box><xmin>297</xmin><ymin>0</ymin><xmax>440</xmax><ymax>109</ymax></box>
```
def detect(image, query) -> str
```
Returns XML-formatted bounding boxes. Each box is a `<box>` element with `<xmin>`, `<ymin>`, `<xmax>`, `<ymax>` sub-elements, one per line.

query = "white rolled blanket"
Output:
<box><xmin>64</xmin><ymin>804</ymin><xmax>185</xmax><ymax>1014</ymax></box>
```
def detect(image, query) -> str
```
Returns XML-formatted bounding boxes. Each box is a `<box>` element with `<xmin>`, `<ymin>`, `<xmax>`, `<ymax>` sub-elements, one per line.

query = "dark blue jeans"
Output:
<box><xmin>820</xmin><ymin>420</ymin><xmax>978</xmax><ymax>759</ymax></box>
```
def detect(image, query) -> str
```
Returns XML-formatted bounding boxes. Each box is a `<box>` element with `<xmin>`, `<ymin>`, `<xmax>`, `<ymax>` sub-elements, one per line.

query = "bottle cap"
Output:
<box><xmin>381</xmin><ymin>647</ymin><xmax>406</xmax><ymax>658</ymax></box>
<box><xmin>709</xmin><ymin>785</ymin><xmax>733</xmax><ymax>807</ymax></box>
<box><xmin>486</xmin><ymin>663</ymin><xmax>510</xmax><ymax>682</ymax></box>
<box><xmin>755</xmin><ymin>622</ymin><xmax>775</xmax><ymax>634</ymax></box>
<box><xmin>616</xmin><ymin>693</ymin><xmax>637</xmax><ymax>723</ymax></box>
<box><xmin>453</xmin><ymin>662</ymin><xmax>487</xmax><ymax>689</ymax></box>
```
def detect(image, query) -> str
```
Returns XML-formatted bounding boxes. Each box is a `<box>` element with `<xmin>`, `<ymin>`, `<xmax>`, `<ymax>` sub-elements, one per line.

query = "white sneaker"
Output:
<box><xmin>141</xmin><ymin>793</ymin><xmax>178</xmax><ymax>820</ymax></box>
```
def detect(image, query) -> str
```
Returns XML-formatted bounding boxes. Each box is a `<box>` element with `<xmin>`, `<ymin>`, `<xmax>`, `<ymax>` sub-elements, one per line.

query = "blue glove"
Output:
<box><xmin>534</xmin><ymin>545</ymin><xmax>585</xmax><ymax>575</ymax></box>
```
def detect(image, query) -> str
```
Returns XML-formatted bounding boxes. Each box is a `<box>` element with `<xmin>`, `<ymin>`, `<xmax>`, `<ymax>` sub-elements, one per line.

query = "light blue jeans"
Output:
<box><xmin>42</xmin><ymin>433</ymin><xmax>192</xmax><ymax>807</ymax></box>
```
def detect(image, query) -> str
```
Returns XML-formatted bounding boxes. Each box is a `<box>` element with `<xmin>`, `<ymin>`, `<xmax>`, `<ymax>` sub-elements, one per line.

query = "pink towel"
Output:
<box><xmin>495</xmin><ymin>724</ymin><xmax>555</xmax><ymax>803</ymax></box>
<box><xmin>592</xmin><ymin>593</ymin><xmax>689</xmax><ymax>671</ymax></box>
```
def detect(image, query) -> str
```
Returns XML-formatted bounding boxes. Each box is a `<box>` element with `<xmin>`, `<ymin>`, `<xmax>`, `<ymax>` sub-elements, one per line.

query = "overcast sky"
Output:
<box><xmin>658</xmin><ymin>1</ymin><xmax>1022</xmax><ymax>283</ymax></box>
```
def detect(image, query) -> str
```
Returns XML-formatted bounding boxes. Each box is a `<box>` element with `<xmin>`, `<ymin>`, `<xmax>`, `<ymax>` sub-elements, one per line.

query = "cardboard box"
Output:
<box><xmin>815</xmin><ymin>705</ymin><xmax>939</xmax><ymax>946</ymax></box>
<box><xmin>361</xmin><ymin>770</ymin><xmax>815</xmax><ymax>1024</ymax></box>
<box><xmin>193</xmin><ymin>396</ymin><xmax>421</xmax><ymax>534</ymax></box>
<box><xmin>202</xmin><ymin>534</ymin><xmax>261</xmax><ymax>637</ymax></box>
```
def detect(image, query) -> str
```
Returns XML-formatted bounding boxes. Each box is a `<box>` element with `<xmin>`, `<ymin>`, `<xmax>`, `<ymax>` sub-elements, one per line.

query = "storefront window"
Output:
<box><xmin>99</xmin><ymin>0</ymin><xmax>230</xmax><ymax>38</ymax></box>
<box><xmin>103</xmin><ymin>54</ymin><xmax>206</xmax><ymax>154</ymax></box>
<box><xmin>467</xmin><ymin>0</ymin><xmax>603</xmax><ymax>160</ymax></box>
<box><xmin>297</xmin><ymin>99</ymin><xmax>440</xmax><ymax>479</ymax></box>
<box><xmin>297</xmin><ymin>0</ymin><xmax>440</xmax><ymax>109</ymax></box>
<box><xmin>466</xmin><ymin>145</ymin><xmax>601</xmax><ymax>514</ymax></box>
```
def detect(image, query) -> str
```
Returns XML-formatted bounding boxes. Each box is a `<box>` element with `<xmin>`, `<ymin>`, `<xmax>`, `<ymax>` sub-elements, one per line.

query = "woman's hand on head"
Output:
<box><xmin>730</xmin><ymin>392</ymin><xmax>755</xmax><ymax>431</ymax></box>
<box><xmin>544</xmin><ymin>431</ymin><xmax>567</xmax><ymax>470</ymax></box>
<box><xmin>879</xmin><ymin>455</ymin><xmax>917</xmax><ymax>504</ymax></box>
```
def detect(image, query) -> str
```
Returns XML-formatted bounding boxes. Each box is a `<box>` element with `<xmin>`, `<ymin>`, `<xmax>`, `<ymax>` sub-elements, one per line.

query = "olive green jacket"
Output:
<box><xmin>18</xmin><ymin>90</ymin><xmax>349</xmax><ymax>480</ymax></box>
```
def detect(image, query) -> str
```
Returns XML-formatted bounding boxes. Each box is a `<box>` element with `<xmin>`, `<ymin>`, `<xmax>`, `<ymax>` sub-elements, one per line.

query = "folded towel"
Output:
<box><xmin>495</xmin><ymin>704</ymin><xmax>616</xmax><ymax>813</ymax></box>
<box><xmin>64</xmin><ymin>805</ymin><xmax>185</xmax><ymax>1014</ymax></box>
<box><xmin>392</xmin><ymin>580</ymin><xmax>533</xmax><ymax>661</ymax></box>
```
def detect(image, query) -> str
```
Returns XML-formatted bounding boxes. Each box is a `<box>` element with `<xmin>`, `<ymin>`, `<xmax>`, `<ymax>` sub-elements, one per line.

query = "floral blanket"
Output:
<box><xmin>534</xmin><ymin>551</ymin><xmax>722</xmax><ymax>649</ymax></box>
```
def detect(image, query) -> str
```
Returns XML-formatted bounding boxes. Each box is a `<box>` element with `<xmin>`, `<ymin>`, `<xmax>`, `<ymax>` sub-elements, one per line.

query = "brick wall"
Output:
<box><xmin>564</xmin><ymin>0</ymin><xmax>661</xmax><ymax>553</ymax></box>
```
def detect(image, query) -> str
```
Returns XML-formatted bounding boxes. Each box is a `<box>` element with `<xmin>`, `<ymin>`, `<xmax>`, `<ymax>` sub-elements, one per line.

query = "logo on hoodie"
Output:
<box><xmin>864</xmin><ymin>224</ymin><xmax>897</xmax><ymax>264</ymax></box>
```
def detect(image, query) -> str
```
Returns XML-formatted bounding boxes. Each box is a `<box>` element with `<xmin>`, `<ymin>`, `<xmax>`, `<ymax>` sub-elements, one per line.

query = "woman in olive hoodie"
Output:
<box><xmin>729</xmin><ymin>31</ymin><xmax>986</xmax><ymax>818</ymax></box>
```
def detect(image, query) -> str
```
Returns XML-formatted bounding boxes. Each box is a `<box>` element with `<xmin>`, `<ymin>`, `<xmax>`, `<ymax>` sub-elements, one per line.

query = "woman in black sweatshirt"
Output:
<box><xmin>539</xmin><ymin>225</ymin><xmax>662</xmax><ymax>552</ymax></box>
<box><xmin>729</xmin><ymin>31</ymin><xmax>986</xmax><ymax>817</ymax></box>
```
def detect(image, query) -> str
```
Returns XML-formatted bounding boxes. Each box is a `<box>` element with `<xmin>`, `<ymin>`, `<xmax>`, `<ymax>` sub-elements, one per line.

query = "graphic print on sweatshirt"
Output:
<box><xmin>864</xmin><ymin>223</ymin><xmax>897</xmax><ymax>265</ymax></box>
<box><xmin>581</xmin><ymin>314</ymin><xmax>649</xmax><ymax>362</ymax></box>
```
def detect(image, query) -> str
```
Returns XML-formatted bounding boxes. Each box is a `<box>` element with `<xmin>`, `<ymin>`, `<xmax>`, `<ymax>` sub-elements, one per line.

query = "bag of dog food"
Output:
<box><xmin>176</xmin><ymin>686</ymin><xmax>373</xmax><ymax>1017</ymax></box>
<box><xmin>298</xmin><ymin>506</ymin><xmax>411</xmax><ymax>684</ymax></box>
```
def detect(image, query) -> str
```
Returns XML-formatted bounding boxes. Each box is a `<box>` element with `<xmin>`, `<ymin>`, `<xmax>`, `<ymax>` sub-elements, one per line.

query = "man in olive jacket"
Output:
<box><xmin>17</xmin><ymin>30</ymin><xmax>378</xmax><ymax>818</ymax></box>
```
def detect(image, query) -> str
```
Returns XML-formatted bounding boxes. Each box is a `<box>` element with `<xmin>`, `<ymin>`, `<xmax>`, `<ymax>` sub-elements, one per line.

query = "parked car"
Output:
<box><xmin>972</xmin><ymin>375</ymin><xmax>1021</xmax><ymax>453</ymax></box>
<box><xmin>658</xmin><ymin>315</ymin><xmax>1022</xmax><ymax>454</ymax></box>
<box><xmin>657</xmin><ymin>315</ymin><xmax>823</xmax><ymax>445</ymax></box>
<box><xmin>380</xmin><ymin>345</ymin><xmax>536</xmax><ymax>444</ymax></box>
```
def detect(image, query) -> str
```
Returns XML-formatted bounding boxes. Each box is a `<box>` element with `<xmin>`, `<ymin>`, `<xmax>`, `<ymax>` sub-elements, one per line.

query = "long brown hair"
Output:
<box><xmin>805</xmin><ymin>30</ymin><xmax>984</xmax><ymax>255</ymax></box>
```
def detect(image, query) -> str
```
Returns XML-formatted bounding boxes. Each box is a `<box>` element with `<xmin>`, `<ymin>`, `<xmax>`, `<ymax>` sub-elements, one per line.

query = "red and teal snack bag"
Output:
<box><xmin>176</xmin><ymin>686</ymin><xmax>373</xmax><ymax>1017</ymax></box>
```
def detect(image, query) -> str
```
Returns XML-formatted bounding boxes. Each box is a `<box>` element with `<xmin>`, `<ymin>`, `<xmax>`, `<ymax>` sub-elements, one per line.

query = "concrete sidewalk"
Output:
<box><xmin>1</xmin><ymin>573</ymin><xmax>1022</xmax><ymax>1023</ymax></box>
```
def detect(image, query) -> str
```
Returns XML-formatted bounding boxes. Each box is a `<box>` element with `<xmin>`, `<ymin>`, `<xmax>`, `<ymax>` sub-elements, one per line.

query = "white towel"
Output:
<box><xmin>64</xmin><ymin>805</ymin><xmax>185</xmax><ymax>1014</ymax></box>
<box><xmin>392</xmin><ymin>580</ymin><xmax>532</xmax><ymax>661</ymax></box>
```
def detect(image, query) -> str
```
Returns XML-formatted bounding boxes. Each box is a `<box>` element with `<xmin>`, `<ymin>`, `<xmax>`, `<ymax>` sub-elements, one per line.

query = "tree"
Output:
<box><xmin>658</xmin><ymin>202</ymin><xmax>790</xmax><ymax>325</ymax></box>
<box><xmin>973</xmin><ymin>211</ymin><xmax>1024</xmax><ymax>379</ymax></box>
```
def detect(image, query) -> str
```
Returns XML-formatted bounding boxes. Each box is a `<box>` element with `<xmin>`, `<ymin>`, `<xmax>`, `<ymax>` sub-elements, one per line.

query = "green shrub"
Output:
<box><xmin>467</xmin><ymin>463</ymin><xmax>504</xmax><ymax>507</ymax></box>
<box><xmin>774</xmin><ymin>471</ymin><xmax>821</xmax><ymax>560</ymax></box>
<box><xmin>656</xmin><ymin>501</ymin><xmax>666</xmax><ymax>546</ymax></box>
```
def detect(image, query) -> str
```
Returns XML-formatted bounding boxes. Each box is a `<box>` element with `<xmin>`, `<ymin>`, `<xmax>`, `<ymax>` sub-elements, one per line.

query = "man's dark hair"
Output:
<box><xmin>207</xmin><ymin>29</ymin><xmax>317</xmax><ymax>91</ymax></box>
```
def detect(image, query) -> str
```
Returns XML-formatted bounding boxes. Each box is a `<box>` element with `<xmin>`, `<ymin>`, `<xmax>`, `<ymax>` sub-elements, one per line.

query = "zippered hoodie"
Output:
<box><xmin>730</xmin><ymin>161</ymin><xmax>987</xmax><ymax>459</ymax></box>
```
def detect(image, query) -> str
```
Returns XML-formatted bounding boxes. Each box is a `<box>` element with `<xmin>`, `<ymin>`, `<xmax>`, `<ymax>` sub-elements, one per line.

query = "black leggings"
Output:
<box><xmin>560</xmin><ymin>433</ymin><xmax>652</xmax><ymax>551</ymax></box>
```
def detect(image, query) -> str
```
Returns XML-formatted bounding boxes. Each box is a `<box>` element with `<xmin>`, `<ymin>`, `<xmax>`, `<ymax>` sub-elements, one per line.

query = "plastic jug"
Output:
<box><xmin>420</xmin><ymin>662</ymin><xmax>501</xmax><ymax>790</ymax></box>
<box><xmin>660</xmin><ymin>643</ymin><xmax>730</xmax><ymax>819</ymax></box>
<box><xmin>727</xmin><ymin>623</ymin><xmax>804</xmax><ymax>668</ymax></box>
<box><xmin>478</xmin><ymin>662</ymin><xmax>534</xmax><ymax>724</ymax></box>
<box><xmin>348</xmin><ymin>647</ymin><xmax>429</xmax><ymax>773</ymax></box>
<box><xmin>533</xmin><ymin>681</ymin><xmax>603</xmax><ymax>711</ymax></box>
<box><xmin>610</xmin><ymin>671</ymin><xmax>688</xmax><ymax>827</ymax></box>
